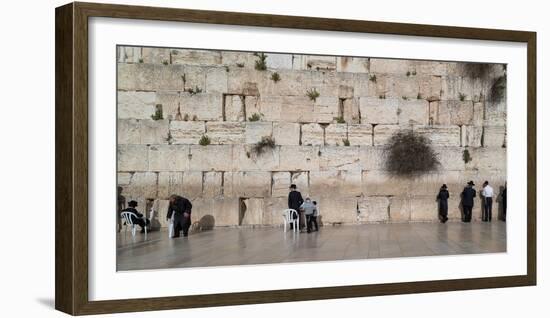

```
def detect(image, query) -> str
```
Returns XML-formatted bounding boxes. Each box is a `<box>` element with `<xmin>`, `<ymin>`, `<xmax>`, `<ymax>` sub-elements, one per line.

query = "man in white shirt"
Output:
<box><xmin>481</xmin><ymin>181</ymin><xmax>494</xmax><ymax>222</ymax></box>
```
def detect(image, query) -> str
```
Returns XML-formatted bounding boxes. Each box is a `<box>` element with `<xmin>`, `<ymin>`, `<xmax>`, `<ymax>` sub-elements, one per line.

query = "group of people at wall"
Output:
<box><xmin>436</xmin><ymin>180</ymin><xmax>507</xmax><ymax>223</ymax></box>
<box><xmin>288</xmin><ymin>184</ymin><xmax>320</xmax><ymax>233</ymax></box>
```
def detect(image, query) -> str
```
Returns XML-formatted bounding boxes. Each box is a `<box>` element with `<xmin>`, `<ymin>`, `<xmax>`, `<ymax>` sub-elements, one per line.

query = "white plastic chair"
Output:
<box><xmin>282</xmin><ymin>209</ymin><xmax>299</xmax><ymax>233</ymax></box>
<box><xmin>120</xmin><ymin>211</ymin><xmax>139</xmax><ymax>237</ymax></box>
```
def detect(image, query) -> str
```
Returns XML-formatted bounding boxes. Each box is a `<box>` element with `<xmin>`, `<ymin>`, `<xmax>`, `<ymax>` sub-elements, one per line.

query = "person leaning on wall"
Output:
<box><xmin>436</xmin><ymin>184</ymin><xmax>449</xmax><ymax>223</ymax></box>
<box><xmin>167</xmin><ymin>194</ymin><xmax>193</xmax><ymax>238</ymax></box>
<box><xmin>461</xmin><ymin>181</ymin><xmax>476</xmax><ymax>222</ymax></box>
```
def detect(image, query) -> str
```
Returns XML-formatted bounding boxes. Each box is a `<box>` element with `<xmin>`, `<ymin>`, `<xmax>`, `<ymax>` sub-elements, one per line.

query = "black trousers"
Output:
<box><xmin>438</xmin><ymin>201</ymin><xmax>448</xmax><ymax>223</ymax></box>
<box><xmin>306</xmin><ymin>215</ymin><xmax>318</xmax><ymax>232</ymax></box>
<box><xmin>173</xmin><ymin>215</ymin><xmax>191</xmax><ymax>237</ymax></box>
<box><xmin>133</xmin><ymin>218</ymin><xmax>150</xmax><ymax>230</ymax></box>
<box><xmin>483</xmin><ymin>197</ymin><xmax>493</xmax><ymax>221</ymax></box>
<box><xmin>462</xmin><ymin>205</ymin><xmax>473</xmax><ymax>222</ymax></box>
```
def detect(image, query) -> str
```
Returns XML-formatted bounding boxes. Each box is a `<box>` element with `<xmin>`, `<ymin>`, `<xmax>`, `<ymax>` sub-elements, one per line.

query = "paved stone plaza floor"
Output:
<box><xmin>117</xmin><ymin>222</ymin><xmax>506</xmax><ymax>271</ymax></box>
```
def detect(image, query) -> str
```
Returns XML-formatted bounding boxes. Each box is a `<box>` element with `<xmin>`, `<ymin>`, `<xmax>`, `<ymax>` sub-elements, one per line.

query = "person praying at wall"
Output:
<box><xmin>481</xmin><ymin>181</ymin><xmax>494</xmax><ymax>222</ymax></box>
<box><xmin>288</xmin><ymin>184</ymin><xmax>304</xmax><ymax>230</ymax></box>
<box><xmin>117</xmin><ymin>186</ymin><xmax>126</xmax><ymax>233</ymax></box>
<box><xmin>461</xmin><ymin>181</ymin><xmax>476</xmax><ymax>223</ymax></box>
<box><xmin>121</xmin><ymin>200</ymin><xmax>150</xmax><ymax>233</ymax></box>
<box><xmin>300</xmin><ymin>198</ymin><xmax>317</xmax><ymax>233</ymax></box>
<box><xmin>436</xmin><ymin>184</ymin><xmax>449</xmax><ymax>223</ymax></box>
<box><xmin>167</xmin><ymin>194</ymin><xmax>193</xmax><ymax>238</ymax></box>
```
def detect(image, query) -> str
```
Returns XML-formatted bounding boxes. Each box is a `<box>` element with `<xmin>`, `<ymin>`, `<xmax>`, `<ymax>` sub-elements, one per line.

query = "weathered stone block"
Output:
<box><xmin>410</xmin><ymin>196</ymin><xmax>439</xmax><ymax>221</ymax></box>
<box><xmin>441</xmin><ymin>76</ymin><xmax>474</xmax><ymax>101</ymax></box>
<box><xmin>127</xmin><ymin>172</ymin><xmax>158</xmax><ymax>198</ymax></box>
<box><xmin>358</xmin><ymin>196</ymin><xmax>389</xmax><ymax>223</ymax></box>
<box><xmin>310</xmin><ymin>170</ymin><xmax>362</xmax><ymax>197</ymax></box>
<box><xmin>317</xmin><ymin>196</ymin><xmax>358</xmax><ymax>224</ymax></box>
<box><xmin>484</xmin><ymin>100</ymin><xmax>507</xmax><ymax>126</ymax></box>
<box><xmin>157</xmin><ymin>172</ymin><xmax>183</xmax><ymax>199</ymax></box>
<box><xmin>240</xmin><ymin>198</ymin><xmax>266</xmax><ymax>225</ymax></box>
<box><xmin>416</xmin><ymin>61</ymin><xmax>448</xmax><ymax>76</ymax></box>
<box><xmin>206</xmin><ymin>122</ymin><xmax>245</xmax><ymax>144</ymax></box>
<box><xmin>389</xmin><ymin>196</ymin><xmax>411</xmax><ymax>222</ymax></box>
<box><xmin>301</xmin><ymin>123</ymin><xmax>324</xmax><ymax>146</ymax></box>
<box><xmin>467</xmin><ymin>147</ymin><xmax>506</xmax><ymax>171</ymax></box>
<box><xmin>118</xmin><ymin>119</ymin><xmax>140</xmax><ymax>144</ymax></box>
<box><xmin>473</xmin><ymin>102</ymin><xmax>484</xmax><ymax>126</ymax></box>
<box><xmin>180</xmin><ymin>93</ymin><xmax>223</xmax><ymax>121</ymax></box>
<box><xmin>461</xmin><ymin>125</ymin><xmax>483</xmax><ymax>147</ymax></box>
<box><xmin>226</xmin><ymin>69</ymin><xmax>263</xmax><ymax>95</ymax></box>
<box><xmin>223</xmin><ymin>171</ymin><xmax>272</xmax><ymax>197</ymax></box>
<box><xmin>324</xmin><ymin>124</ymin><xmax>348</xmax><ymax>146</ymax></box>
<box><xmin>262</xmin><ymin>197</ymin><xmax>288</xmax><ymax>225</ymax></box>
<box><xmin>391</xmin><ymin>76</ymin><xmax>421</xmax><ymax>99</ymax></box>
<box><xmin>244</xmin><ymin>96</ymin><xmax>262</xmax><ymax>118</ymax></box>
<box><xmin>293</xmin><ymin>55</ymin><xmax>336</xmax><ymax>71</ymax></box>
<box><xmin>483</xmin><ymin>126</ymin><xmax>506</xmax><ymax>147</ymax></box>
<box><xmin>342</xmin><ymin>98</ymin><xmax>361</xmax><ymax>124</ymax></box>
<box><xmin>224</xmin><ymin>95</ymin><xmax>245</xmax><ymax>121</ymax></box>
<box><xmin>338</xmin><ymin>85</ymin><xmax>354</xmax><ymax>99</ymax></box>
<box><xmin>221</xmin><ymin>52</ymin><xmax>257</xmax><ymax>69</ymax></box>
<box><xmin>413</xmin><ymin>125</ymin><xmax>461</xmax><ymax>147</ymax></box>
<box><xmin>245</xmin><ymin>122</ymin><xmax>273</xmax><ymax>144</ymax></box>
<box><xmin>191</xmin><ymin>198</ymin><xmax>240</xmax><ymax>227</ymax></box>
<box><xmin>266</xmin><ymin>53</ymin><xmax>293</xmax><ymax>69</ymax></box>
<box><xmin>154</xmin><ymin>64</ymin><xmax>186</xmax><ymax>91</ymax></box>
<box><xmin>117</xmin><ymin>172</ymin><xmax>132</xmax><ymax>185</ymax></box>
<box><xmin>336</xmin><ymin>57</ymin><xmax>369</xmax><ymax>73</ymax></box>
<box><xmin>278</xmin><ymin>146</ymin><xmax>320</xmax><ymax>171</ymax></box>
<box><xmin>141</xmin><ymin>47</ymin><xmax>171</xmax><ymax>64</ymax></box>
<box><xmin>272</xmin><ymin>172</ymin><xmax>291</xmax><ymax>197</ymax></box>
<box><xmin>118</xmin><ymin>145</ymin><xmax>149</xmax><ymax>171</ymax></box>
<box><xmin>117</xmin><ymin>63</ymin><xmax>154</xmax><ymax>91</ymax></box>
<box><xmin>188</xmin><ymin>145</ymin><xmax>233</xmax><ymax>171</ymax></box>
<box><xmin>435</xmin><ymin>147</ymin><xmax>466</xmax><ymax>171</ymax></box>
<box><xmin>170</xmin><ymin>121</ymin><xmax>205</xmax><ymax>145</ymax></box>
<box><xmin>181</xmin><ymin>65</ymin><xmax>206</xmax><ymax>91</ymax></box>
<box><xmin>418</xmin><ymin>75</ymin><xmax>443</xmax><ymax>101</ymax></box>
<box><xmin>347</xmin><ymin>124</ymin><xmax>373</xmax><ymax>146</ymax></box>
<box><xmin>203</xmin><ymin>171</ymin><xmax>223</xmax><ymax>198</ymax></box>
<box><xmin>314</xmin><ymin>96</ymin><xmax>340</xmax><ymax>123</ymax></box>
<box><xmin>362</xmin><ymin>170</ymin><xmax>411</xmax><ymax>196</ymax></box>
<box><xmin>140</xmin><ymin>119</ymin><xmax>169</xmax><ymax>144</ymax></box>
<box><xmin>373</xmin><ymin>124</ymin><xmax>401</xmax><ymax>146</ymax></box>
<box><xmin>439</xmin><ymin>100</ymin><xmax>475</xmax><ymax>125</ymax></box>
<box><xmin>407</xmin><ymin>171</ymin><xmax>464</xmax><ymax>196</ymax></box>
<box><xmin>170</xmin><ymin>49</ymin><xmax>222</xmax><ymax>65</ymax></box>
<box><xmin>273</xmin><ymin>122</ymin><xmax>300</xmax><ymax>145</ymax></box>
<box><xmin>118</xmin><ymin>91</ymin><xmax>156</xmax><ymax>119</ymax></box>
<box><xmin>398</xmin><ymin>99</ymin><xmax>429</xmax><ymax>126</ymax></box>
<box><xmin>370</xmin><ymin>58</ymin><xmax>414</xmax><ymax>74</ymax></box>
<box><xmin>118</xmin><ymin>46</ymin><xmax>142</xmax><ymax>63</ymax></box>
<box><xmin>155</xmin><ymin>92</ymin><xmax>180</xmax><ymax>121</ymax></box>
<box><xmin>291</xmin><ymin>172</ymin><xmax>310</xmax><ymax>196</ymax></box>
<box><xmin>360</xmin><ymin>97</ymin><xmax>399</xmax><ymax>124</ymax></box>
<box><xmin>359</xmin><ymin>146</ymin><xmax>387</xmax><ymax>170</ymax></box>
<box><xmin>232</xmin><ymin>145</ymin><xmax>280</xmax><ymax>171</ymax></box>
<box><xmin>148</xmin><ymin>145</ymin><xmax>189</xmax><ymax>171</ymax></box>
<box><xmin>319</xmin><ymin>146</ymin><xmax>361</xmax><ymax>170</ymax></box>
<box><xmin>205</xmin><ymin>67</ymin><xmax>228</xmax><ymax>93</ymax></box>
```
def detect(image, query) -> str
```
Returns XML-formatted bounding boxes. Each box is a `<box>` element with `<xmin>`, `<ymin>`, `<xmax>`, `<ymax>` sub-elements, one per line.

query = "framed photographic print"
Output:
<box><xmin>55</xmin><ymin>2</ymin><xmax>536</xmax><ymax>315</ymax></box>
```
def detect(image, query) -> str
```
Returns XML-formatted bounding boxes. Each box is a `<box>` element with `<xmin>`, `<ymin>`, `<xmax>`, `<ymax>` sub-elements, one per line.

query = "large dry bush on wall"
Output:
<box><xmin>385</xmin><ymin>130</ymin><xmax>440</xmax><ymax>176</ymax></box>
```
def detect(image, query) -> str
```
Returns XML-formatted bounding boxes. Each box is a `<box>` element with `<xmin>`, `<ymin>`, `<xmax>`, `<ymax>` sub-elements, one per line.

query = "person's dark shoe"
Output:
<box><xmin>172</xmin><ymin>234</ymin><xmax>180</xmax><ymax>238</ymax></box>
<box><xmin>140</xmin><ymin>229</ymin><xmax>145</xmax><ymax>233</ymax></box>
<box><xmin>183</xmin><ymin>233</ymin><xmax>188</xmax><ymax>237</ymax></box>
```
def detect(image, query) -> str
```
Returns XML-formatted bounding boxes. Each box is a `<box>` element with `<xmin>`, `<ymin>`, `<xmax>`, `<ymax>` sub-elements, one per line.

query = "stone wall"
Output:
<box><xmin>117</xmin><ymin>46</ymin><xmax>507</xmax><ymax>227</ymax></box>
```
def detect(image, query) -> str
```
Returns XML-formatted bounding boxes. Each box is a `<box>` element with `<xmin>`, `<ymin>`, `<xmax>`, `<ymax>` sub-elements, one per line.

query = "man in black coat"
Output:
<box><xmin>167</xmin><ymin>194</ymin><xmax>193</xmax><ymax>237</ymax></box>
<box><xmin>461</xmin><ymin>181</ymin><xmax>476</xmax><ymax>222</ymax></box>
<box><xmin>287</xmin><ymin>184</ymin><xmax>304</xmax><ymax>230</ymax></box>
<box><xmin>121</xmin><ymin>200</ymin><xmax>150</xmax><ymax>233</ymax></box>
<box><xmin>436</xmin><ymin>184</ymin><xmax>449</xmax><ymax>223</ymax></box>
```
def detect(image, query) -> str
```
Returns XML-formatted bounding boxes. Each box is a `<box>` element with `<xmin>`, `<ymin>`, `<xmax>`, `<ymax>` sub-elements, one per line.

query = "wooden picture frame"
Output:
<box><xmin>55</xmin><ymin>2</ymin><xmax>536</xmax><ymax>315</ymax></box>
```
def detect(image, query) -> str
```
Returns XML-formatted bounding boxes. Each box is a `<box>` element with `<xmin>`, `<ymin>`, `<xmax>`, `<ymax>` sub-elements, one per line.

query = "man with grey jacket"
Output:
<box><xmin>300</xmin><ymin>198</ymin><xmax>317</xmax><ymax>233</ymax></box>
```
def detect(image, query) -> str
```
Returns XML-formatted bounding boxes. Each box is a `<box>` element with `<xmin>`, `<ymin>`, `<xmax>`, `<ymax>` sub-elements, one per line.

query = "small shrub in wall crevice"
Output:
<box><xmin>385</xmin><ymin>130</ymin><xmax>440</xmax><ymax>176</ymax></box>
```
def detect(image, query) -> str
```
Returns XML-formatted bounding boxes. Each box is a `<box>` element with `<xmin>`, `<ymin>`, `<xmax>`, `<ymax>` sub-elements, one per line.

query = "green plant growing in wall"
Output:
<box><xmin>417</xmin><ymin>93</ymin><xmax>422</xmax><ymax>100</ymax></box>
<box><xmin>271</xmin><ymin>72</ymin><xmax>281</xmax><ymax>83</ymax></box>
<box><xmin>236</xmin><ymin>62</ymin><xmax>245</xmax><ymax>68</ymax></box>
<box><xmin>369</xmin><ymin>74</ymin><xmax>377</xmax><ymax>82</ymax></box>
<box><xmin>199</xmin><ymin>135</ymin><xmax>211</xmax><ymax>146</ymax></box>
<box><xmin>183</xmin><ymin>113</ymin><xmax>189</xmax><ymax>121</ymax></box>
<box><xmin>406</xmin><ymin>71</ymin><xmax>411</xmax><ymax>77</ymax></box>
<box><xmin>402</xmin><ymin>96</ymin><xmax>408</xmax><ymax>100</ymax></box>
<box><xmin>379</xmin><ymin>94</ymin><xmax>386</xmax><ymax>99</ymax></box>
<box><xmin>151</xmin><ymin>104</ymin><xmax>163</xmax><ymax>120</ymax></box>
<box><xmin>248</xmin><ymin>113</ymin><xmax>262</xmax><ymax>122</ymax></box>
<box><xmin>306</xmin><ymin>88</ymin><xmax>320</xmax><ymax>102</ymax></box>
<box><xmin>252</xmin><ymin>136</ymin><xmax>276</xmax><ymax>155</ymax></box>
<box><xmin>459</xmin><ymin>92</ymin><xmax>467</xmax><ymax>101</ymax></box>
<box><xmin>386</xmin><ymin>130</ymin><xmax>440</xmax><ymax>176</ymax></box>
<box><xmin>412</xmin><ymin>70</ymin><xmax>417</xmax><ymax>76</ymax></box>
<box><xmin>192</xmin><ymin>115</ymin><xmax>198</xmax><ymax>121</ymax></box>
<box><xmin>138</xmin><ymin>58</ymin><xmax>144</xmax><ymax>63</ymax></box>
<box><xmin>342</xmin><ymin>139</ymin><xmax>351</xmax><ymax>146</ymax></box>
<box><xmin>334</xmin><ymin>116</ymin><xmax>346</xmax><ymax>124</ymax></box>
<box><xmin>253</xmin><ymin>52</ymin><xmax>267</xmax><ymax>71</ymax></box>
<box><xmin>462</xmin><ymin>148</ymin><xmax>472</xmax><ymax>164</ymax></box>
<box><xmin>162</xmin><ymin>60</ymin><xmax>169</xmax><ymax>65</ymax></box>
<box><xmin>185</xmin><ymin>86</ymin><xmax>203</xmax><ymax>95</ymax></box>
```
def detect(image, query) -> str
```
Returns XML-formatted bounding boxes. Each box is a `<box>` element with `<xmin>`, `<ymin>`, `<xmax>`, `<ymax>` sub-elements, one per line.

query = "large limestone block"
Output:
<box><xmin>140</xmin><ymin>119</ymin><xmax>169</xmax><ymax>144</ymax></box>
<box><xmin>278</xmin><ymin>146</ymin><xmax>320</xmax><ymax>171</ymax></box>
<box><xmin>460</xmin><ymin>125</ymin><xmax>483</xmax><ymax>147</ymax></box>
<box><xmin>188</xmin><ymin>145</ymin><xmax>233</xmax><ymax>171</ymax></box>
<box><xmin>118</xmin><ymin>119</ymin><xmax>140</xmax><ymax>144</ymax></box>
<box><xmin>389</xmin><ymin>196</ymin><xmax>411</xmax><ymax>222</ymax></box>
<box><xmin>362</xmin><ymin>170</ymin><xmax>412</xmax><ymax>196</ymax></box>
<box><xmin>269</xmin><ymin>96</ymin><xmax>315</xmax><ymax>123</ymax></box>
<box><xmin>483</xmin><ymin>126</ymin><xmax>506</xmax><ymax>148</ymax></box>
<box><xmin>150</xmin><ymin>199</ymin><xmax>171</xmax><ymax>228</ymax></box>
<box><xmin>203</xmin><ymin>171</ymin><xmax>223</xmax><ymax>198</ymax></box>
<box><xmin>266</xmin><ymin>53</ymin><xmax>293</xmax><ymax>69</ymax></box>
<box><xmin>441</xmin><ymin>76</ymin><xmax>475</xmax><ymax>101</ymax></box>
<box><xmin>319</xmin><ymin>146</ymin><xmax>361</xmax><ymax>171</ymax></box>
<box><xmin>336</xmin><ymin>57</ymin><xmax>369</xmax><ymax>73</ymax></box>
<box><xmin>439</xmin><ymin>100</ymin><xmax>475</xmax><ymax>125</ymax></box>
<box><xmin>148</xmin><ymin>145</ymin><xmax>189</xmax><ymax>171</ymax></box>
<box><xmin>359</xmin><ymin>146</ymin><xmax>387</xmax><ymax>170</ymax></box>
<box><xmin>181</xmin><ymin>65</ymin><xmax>206</xmax><ymax>91</ymax></box>
<box><xmin>157</xmin><ymin>172</ymin><xmax>183</xmax><ymax>199</ymax></box>
<box><xmin>272</xmin><ymin>172</ymin><xmax>291</xmax><ymax>197</ymax></box>
<box><xmin>117</xmin><ymin>63</ymin><xmax>155</xmax><ymax>91</ymax></box>
<box><xmin>273</xmin><ymin>122</ymin><xmax>300</xmax><ymax>145</ymax></box>
<box><xmin>391</xmin><ymin>76</ymin><xmax>421</xmax><ymax>99</ymax></box>
<box><xmin>347</xmin><ymin>124</ymin><xmax>373</xmax><ymax>146</ymax></box>
<box><xmin>313</xmin><ymin>96</ymin><xmax>340</xmax><ymax>123</ymax></box>
<box><xmin>397</xmin><ymin>99</ymin><xmax>429</xmax><ymax>126</ymax></box>
<box><xmin>338</xmin><ymin>85</ymin><xmax>355</xmax><ymax>99</ymax></box>
<box><xmin>118</xmin><ymin>145</ymin><xmax>149</xmax><ymax>171</ymax></box>
<box><xmin>484</xmin><ymin>100</ymin><xmax>507</xmax><ymax>126</ymax></box>
<box><xmin>310</xmin><ymin>170</ymin><xmax>362</xmax><ymax>197</ymax></box>
<box><xmin>473</xmin><ymin>102</ymin><xmax>484</xmax><ymax>126</ymax></box>
<box><xmin>291</xmin><ymin>172</ymin><xmax>310</xmax><ymax>196</ymax></box>
<box><xmin>417</xmin><ymin>75</ymin><xmax>443</xmax><ymax>101</ymax></box>
<box><xmin>257</xmin><ymin>70</ymin><xmax>312</xmax><ymax>96</ymax></box>
<box><xmin>244</xmin><ymin>96</ymin><xmax>262</xmax><ymax>118</ymax></box>
<box><xmin>155</xmin><ymin>92</ymin><xmax>181</xmax><ymax>121</ymax></box>
<box><xmin>301</xmin><ymin>123</ymin><xmax>324</xmax><ymax>146</ymax></box>
<box><xmin>224</xmin><ymin>95</ymin><xmax>245</xmax><ymax>121</ymax></box>
<box><xmin>370</xmin><ymin>58</ymin><xmax>415</xmax><ymax>74</ymax></box>
<box><xmin>413</xmin><ymin>125</ymin><xmax>461</xmax><ymax>147</ymax></box>
<box><xmin>245</xmin><ymin>122</ymin><xmax>273</xmax><ymax>144</ymax></box>
<box><xmin>170</xmin><ymin>49</ymin><xmax>222</xmax><ymax>65</ymax></box>
<box><xmin>232</xmin><ymin>145</ymin><xmax>280</xmax><ymax>171</ymax></box>
<box><xmin>293</xmin><ymin>55</ymin><xmax>336</xmax><ymax>71</ymax></box>
<box><xmin>324</xmin><ymin>124</ymin><xmax>348</xmax><ymax>146</ymax></box>
<box><xmin>224</xmin><ymin>171</ymin><xmax>272</xmax><ymax>197</ymax></box>
<box><xmin>415</xmin><ymin>61</ymin><xmax>448</xmax><ymax>76</ymax></box>
<box><xmin>191</xmin><ymin>197</ymin><xmax>240</xmax><ymax>227</ymax></box>
<box><xmin>262</xmin><ymin>197</ymin><xmax>288</xmax><ymax>225</ymax></box>
<box><xmin>154</xmin><ymin>64</ymin><xmax>186</xmax><ymax>91</ymax></box>
<box><xmin>118</xmin><ymin>46</ymin><xmax>142</xmax><ymax>63</ymax></box>
<box><xmin>359</xmin><ymin>97</ymin><xmax>399</xmax><ymax>124</ymax></box>
<box><xmin>226</xmin><ymin>68</ymin><xmax>263</xmax><ymax>95</ymax></box>
<box><xmin>317</xmin><ymin>196</ymin><xmax>358</xmax><ymax>224</ymax></box>
<box><xmin>180</xmin><ymin>93</ymin><xmax>223</xmax><ymax>121</ymax></box>
<box><xmin>118</xmin><ymin>91</ymin><xmax>156</xmax><ymax>119</ymax></box>
<box><xmin>373</xmin><ymin>124</ymin><xmax>401</xmax><ymax>146</ymax></box>
<box><xmin>410</xmin><ymin>196</ymin><xmax>439</xmax><ymax>221</ymax></box>
<box><xmin>435</xmin><ymin>147</ymin><xmax>466</xmax><ymax>171</ymax></box>
<box><xmin>205</xmin><ymin>67</ymin><xmax>228</xmax><ymax>93</ymax></box>
<box><xmin>342</xmin><ymin>98</ymin><xmax>361</xmax><ymax>124</ymax></box>
<box><xmin>466</xmin><ymin>147</ymin><xmax>507</xmax><ymax>171</ymax></box>
<box><xmin>206</xmin><ymin>122</ymin><xmax>245</xmax><ymax>144</ymax></box>
<box><xmin>357</xmin><ymin>196</ymin><xmax>389</xmax><ymax>223</ymax></box>
<box><xmin>221</xmin><ymin>51</ymin><xmax>257</xmax><ymax>69</ymax></box>
<box><xmin>170</xmin><ymin>121</ymin><xmax>205</xmax><ymax>145</ymax></box>
<box><xmin>126</xmin><ymin>172</ymin><xmax>158</xmax><ymax>199</ymax></box>
<box><xmin>117</xmin><ymin>172</ymin><xmax>132</xmax><ymax>186</ymax></box>
<box><xmin>141</xmin><ymin>47</ymin><xmax>171</xmax><ymax>64</ymax></box>
<box><xmin>407</xmin><ymin>171</ymin><xmax>464</xmax><ymax>196</ymax></box>
<box><xmin>240</xmin><ymin>198</ymin><xmax>265</xmax><ymax>225</ymax></box>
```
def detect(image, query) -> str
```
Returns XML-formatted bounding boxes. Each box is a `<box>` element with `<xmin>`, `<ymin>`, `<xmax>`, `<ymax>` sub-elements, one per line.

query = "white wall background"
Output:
<box><xmin>0</xmin><ymin>0</ymin><xmax>547</xmax><ymax>317</ymax></box>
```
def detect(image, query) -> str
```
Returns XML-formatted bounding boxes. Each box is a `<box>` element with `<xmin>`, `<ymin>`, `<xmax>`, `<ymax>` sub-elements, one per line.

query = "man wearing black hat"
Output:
<box><xmin>436</xmin><ymin>184</ymin><xmax>450</xmax><ymax>223</ymax></box>
<box><xmin>461</xmin><ymin>181</ymin><xmax>477</xmax><ymax>222</ymax></box>
<box><xmin>287</xmin><ymin>184</ymin><xmax>304</xmax><ymax>230</ymax></box>
<box><xmin>121</xmin><ymin>200</ymin><xmax>150</xmax><ymax>233</ymax></box>
<box><xmin>167</xmin><ymin>194</ymin><xmax>193</xmax><ymax>238</ymax></box>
